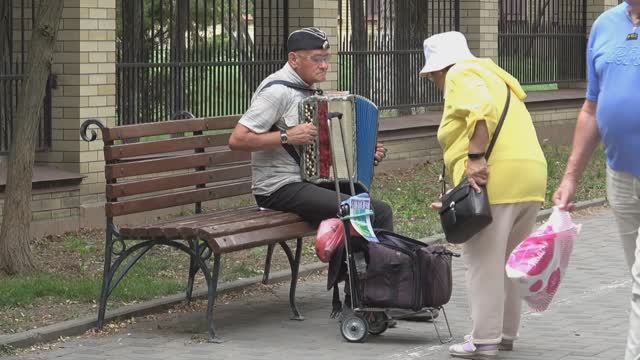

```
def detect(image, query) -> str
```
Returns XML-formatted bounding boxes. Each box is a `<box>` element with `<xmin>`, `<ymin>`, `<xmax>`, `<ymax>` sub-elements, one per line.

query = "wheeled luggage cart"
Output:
<box><xmin>325</xmin><ymin>112</ymin><xmax>456</xmax><ymax>344</ymax></box>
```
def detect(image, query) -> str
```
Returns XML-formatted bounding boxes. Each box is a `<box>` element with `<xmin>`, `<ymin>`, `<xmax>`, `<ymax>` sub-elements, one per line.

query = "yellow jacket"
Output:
<box><xmin>437</xmin><ymin>59</ymin><xmax>547</xmax><ymax>205</ymax></box>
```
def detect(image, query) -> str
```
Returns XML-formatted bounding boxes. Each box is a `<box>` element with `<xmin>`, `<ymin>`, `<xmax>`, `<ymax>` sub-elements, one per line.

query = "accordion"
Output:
<box><xmin>298</xmin><ymin>94</ymin><xmax>379</xmax><ymax>193</ymax></box>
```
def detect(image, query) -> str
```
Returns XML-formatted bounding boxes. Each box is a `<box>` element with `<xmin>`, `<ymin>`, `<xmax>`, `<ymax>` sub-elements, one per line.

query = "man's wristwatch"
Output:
<box><xmin>468</xmin><ymin>152</ymin><xmax>485</xmax><ymax>160</ymax></box>
<box><xmin>279</xmin><ymin>129</ymin><xmax>288</xmax><ymax>144</ymax></box>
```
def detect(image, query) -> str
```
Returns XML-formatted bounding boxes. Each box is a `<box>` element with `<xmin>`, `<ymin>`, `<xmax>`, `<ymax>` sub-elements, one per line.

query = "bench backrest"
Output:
<box><xmin>99</xmin><ymin>116</ymin><xmax>251</xmax><ymax>218</ymax></box>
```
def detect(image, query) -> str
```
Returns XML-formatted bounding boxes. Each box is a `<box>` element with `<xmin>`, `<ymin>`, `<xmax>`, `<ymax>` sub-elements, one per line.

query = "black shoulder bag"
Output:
<box><xmin>438</xmin><ymin>84</ymin><xmax>511</xmax><ymax>244</ymax></box>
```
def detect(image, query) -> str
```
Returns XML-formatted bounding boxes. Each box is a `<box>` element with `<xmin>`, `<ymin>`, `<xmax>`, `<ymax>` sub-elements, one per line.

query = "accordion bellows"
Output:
<box><xmin>299</xmin><ymin>95</ymin><xmax>379</xmax><ymax>192</ymax></box>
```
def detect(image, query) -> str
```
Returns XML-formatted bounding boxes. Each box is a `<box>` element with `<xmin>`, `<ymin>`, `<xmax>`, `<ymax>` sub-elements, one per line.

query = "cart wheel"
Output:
<box><xmin>340</xmin><ymin>314</ymin><xmax>369</xmax><ymax>343</ymax></box>
<box><xmin>367</xmin><ymin>312</ymin><xmax>389</xmax><ymax>336</ymax></box>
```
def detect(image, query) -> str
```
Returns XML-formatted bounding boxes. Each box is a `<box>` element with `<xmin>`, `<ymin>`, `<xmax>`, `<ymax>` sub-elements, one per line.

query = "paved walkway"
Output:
<box><xmin>3</xmin><ymin>208</ymin><xmax>632</xmax><ymax>360</ymax></box>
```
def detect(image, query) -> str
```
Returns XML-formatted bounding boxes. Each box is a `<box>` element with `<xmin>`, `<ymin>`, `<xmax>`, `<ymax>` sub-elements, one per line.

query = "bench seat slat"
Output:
<box><xmin>105</xmin><ymin>150</ymin><xmax>250</xmax><ymax>180</ymax></box>
<box><xmin>205</xmin><ymin>221</ymin><xmax>315</xmax><ymax>253</ymax></box>
<box><xmin>118</xmin><ymin>208</ymin><xmax>308</xmax><ymax>243</ymax></box>
<box><xmin>107</xmin><ymin>180</ymin><xmax>251</xmax><ymax>217</ymax></box>
<box><xmin>149</xmin><ymin>208</ymin><xmax>274</xmax><ymax>239</ymax></box>
<box><xmin>120</xmin><ymin>206</ymin><xmax>257</xmax><ymax>239</ymax></box>
<box><xmin>102</xmin><ymin>116</ymin><xmax>240</xmax><ymax>142</ymax></box>
<box><xmin>104</xmin><ymin>134</ymin><xmax>230</xmax><ymax>161</ymax></box>
<box><xmin>119</xmin><ymin>207</ymin><xmax>258</xmax><ymax>239</ymax></box>
<box><xmin>188</xmin><ymin>211</ymin><xmax>303</xmax><ymax>239</ymax></box>
<box><xmin>106</xmin><ymin>164</ymin><xmax>251</xmax><ymax>198</ymax></box>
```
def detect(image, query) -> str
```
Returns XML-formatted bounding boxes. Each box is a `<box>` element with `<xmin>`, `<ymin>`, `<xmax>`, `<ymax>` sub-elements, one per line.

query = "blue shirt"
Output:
<box><xmin>587</xmin><ymin>3</ymin><xmax>640</xmax><ymax>177</ymax></box>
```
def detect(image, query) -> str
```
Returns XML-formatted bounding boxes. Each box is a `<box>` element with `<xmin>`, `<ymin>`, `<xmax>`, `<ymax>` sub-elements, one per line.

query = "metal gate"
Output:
<box><xmin>116</xmin><ymin>0</ymin><xmax>289</xmax><ymax>125</ymax></box>
<box><xmin>0</xmin><ymin>0</ymin><xmax>52</xmax><ymax>153</ymax></box>
<box><xmin>498</xmin><ymin>0</ymin><xmax>588</xmax><ymax>84</ymax></box>
<box><xmin>337</xmin><ymin>0</ymin><xmax>459</xmax><ymax>111</ymax></box>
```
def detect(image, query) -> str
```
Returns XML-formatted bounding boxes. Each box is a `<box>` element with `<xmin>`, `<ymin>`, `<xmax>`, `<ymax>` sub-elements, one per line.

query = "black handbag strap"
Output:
<box><xmin>258</xmin><ymin>80</ymin><xmax>323</xmax><ymax>165</ymax></box>
<box><xmin>440</xmin><ymin>83</ymin><xmax>511</xmax><ymax>195</ymax></box>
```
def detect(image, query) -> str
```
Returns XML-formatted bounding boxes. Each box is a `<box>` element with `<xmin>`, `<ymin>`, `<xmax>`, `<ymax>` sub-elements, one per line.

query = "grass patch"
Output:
<box><xmin>523</xmin><ymin>83</ymin><xmax>558</xmax><ymax>92</ymax></box>
<box><xmin>371</xmin><ymin>144</ymin><xmax>607</xmax><ymax>238</ymax></box>
<box><xmin>0</xmin><ymin>257</ymin><xmax>184</xmax><ymax>309</ymax></box>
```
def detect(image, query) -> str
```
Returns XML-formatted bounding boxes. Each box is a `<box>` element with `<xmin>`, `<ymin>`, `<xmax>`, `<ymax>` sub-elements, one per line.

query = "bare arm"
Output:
<box><xmin>553</xmin><ymin>100</ymin><xmax>600</xmax><ymax>210</ymax></box>
<box><xmin>469</xmin><ymin>120</ymin><xmax>489</xmax><ymax>154</ymax></box>
<box><xmin>228</xmin><ymin>123</ymin><xmax>317</xmax><ymax>152</ymax></box>
<box><xmin>465</xmin><ymin>120</ymin><xmax>490</xmax><ymax>191</ymax></box>
<box><xmin>228</xmin><ymin>124</ymin><xmax>282</xmax><ymax>152</ymax></box>
<box><xmin>562</xmin><ymin>100</ymin><xmax>600</xmax><ymax>182</ymax></box>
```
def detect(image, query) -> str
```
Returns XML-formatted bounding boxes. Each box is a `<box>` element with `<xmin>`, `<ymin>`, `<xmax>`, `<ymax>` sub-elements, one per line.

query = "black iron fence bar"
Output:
<box><xmin>116</xmin><ymin>60</ymin><xmax>286</xmax><ymax>68</ymax></box>
<box><xmin>337</xmin><ymin>0</ymin><xmax>459</xmax><ymax>111</ymax></box>
<box><xmin>500</xmin><ymin>33</ymin><xmax>586</xmax><ymax>37</ymax></box>
<box><xmin>0</xmin><ymin>75</ymin><xmax>24</xmax><ymax>80</ymax></box>
<box><xmin>0</xmin><ymin>0</ymin><xmax>51</xmax><ymax>153</ymax></box>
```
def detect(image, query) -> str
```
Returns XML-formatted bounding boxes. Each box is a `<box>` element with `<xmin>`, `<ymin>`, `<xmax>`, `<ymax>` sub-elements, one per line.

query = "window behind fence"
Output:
<box><xmin>337</xmin><ymin>0</ymin><xmax>460</xmax><ymax>112</ymax></box>
<box><xmin>116</xmin><ymin>0</ymin><xmax>289</xmax><ymax>125</ymax></box>
<box><xmin>498</xmin><ymin>0</ymin><xmax>587</xmax><ymax>85</ymax></box>
<box><xmin>0</xmin><ymin>1</ymin><xmax>52</xmax><ymax>154</ymax></box>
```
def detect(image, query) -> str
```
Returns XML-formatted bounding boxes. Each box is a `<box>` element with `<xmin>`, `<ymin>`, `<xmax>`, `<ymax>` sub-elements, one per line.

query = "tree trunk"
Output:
<box><xmin>0</xmin><ymin>1</ymin><xmax>12</xmax><ymax>149</ymax></box>
<box><xmin>0</xmin><ymin>0</ymin><xmax>64</xmax><ymax>275</ymax></box>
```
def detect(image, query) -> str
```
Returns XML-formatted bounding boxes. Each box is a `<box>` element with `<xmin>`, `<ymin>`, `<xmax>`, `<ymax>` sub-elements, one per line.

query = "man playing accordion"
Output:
<box><xmin>229</xmin><ymin>27</ymin><xmax>394</xmax><ymax>231</ymax></box>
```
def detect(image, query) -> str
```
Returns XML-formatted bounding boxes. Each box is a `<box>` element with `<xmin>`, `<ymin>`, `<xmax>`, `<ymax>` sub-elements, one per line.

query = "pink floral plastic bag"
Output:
<box><xmin>506</xmin><ymin>207</ymin><xmax>581</xmax><ymax>312</ymax></box>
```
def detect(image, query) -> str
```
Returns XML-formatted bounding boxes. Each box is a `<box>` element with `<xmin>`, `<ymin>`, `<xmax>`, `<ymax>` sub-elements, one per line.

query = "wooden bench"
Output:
<box><xmin>80</xmin><ymin>115</ymin><xmax>316</xmax><ymax>342</ymax></box>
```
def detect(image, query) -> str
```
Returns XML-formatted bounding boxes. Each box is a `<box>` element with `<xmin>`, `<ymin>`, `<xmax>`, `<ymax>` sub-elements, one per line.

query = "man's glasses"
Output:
<box><xmin>300</xmin><ymin>54</ymin><xmax>332</xmax><ymax>64</ymax></box>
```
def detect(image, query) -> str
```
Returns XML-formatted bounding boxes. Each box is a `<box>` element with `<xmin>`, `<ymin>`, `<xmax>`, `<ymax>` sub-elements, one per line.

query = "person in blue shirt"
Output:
<box><xmin>554</xmin><ymin>2</ymin><xmax>640</xmax><ymax>359</ymax></box>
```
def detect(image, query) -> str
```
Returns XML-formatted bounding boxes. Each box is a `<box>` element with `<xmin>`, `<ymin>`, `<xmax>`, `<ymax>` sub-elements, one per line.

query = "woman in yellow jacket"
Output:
<box><xmin>421</xmin><ymin>32</ymin><xmax>547</xmax><ymax>358</ymax></box>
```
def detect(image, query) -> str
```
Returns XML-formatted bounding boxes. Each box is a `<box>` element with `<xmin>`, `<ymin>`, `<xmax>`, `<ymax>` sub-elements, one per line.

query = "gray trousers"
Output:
<box><xmin>462</xmin><ymin>202</ymin><xmax>540</xmax><ymax>344</ymax></box>
<box><xmin>607</xmin><ymin>166</ymin><xmax>640</xmax><ymax>360</ymax></box>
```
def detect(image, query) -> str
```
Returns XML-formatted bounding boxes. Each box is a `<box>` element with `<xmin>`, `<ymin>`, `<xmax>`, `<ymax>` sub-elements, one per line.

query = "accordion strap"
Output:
<box><xmin>261</xmin><ymin>80</ymin><xmax>324</xmax><ymax>95</ymax></box>
<box><xmin>271</xmin><ymin>123</ymin><xmax>301</xmax><ymax>166</ymax></box>
<box><xmin>258</xmin><ymin>80</ymin><xmax>323</xmax><ymax>166</ymax></box>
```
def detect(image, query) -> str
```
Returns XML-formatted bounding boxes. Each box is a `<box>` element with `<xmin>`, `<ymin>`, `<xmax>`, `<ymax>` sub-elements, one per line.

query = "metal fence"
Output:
<box><xmin>498</xmin><ymin>0</ymin><xmax>587</xmax><ymax>85</ymax></box>
<box><xmin>337</xmin><ymin>0</ymin><xmax>459</xmax><ymax>111</ymax></box>
<box><xmin>0</xmin><ymin>0</ymin><xmax>52</xmax><ymax>153</ymax></box>
<box><xmin>116</xmin><ymin>0</ymin><xmax>289</xmax><ymax>125</ymax></box>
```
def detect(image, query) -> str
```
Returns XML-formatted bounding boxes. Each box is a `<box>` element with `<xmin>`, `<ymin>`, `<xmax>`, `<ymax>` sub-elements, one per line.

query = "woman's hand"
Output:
<box><xmin>466</xmin><ymin>157</ymin><xmax>488</xmax><ymax>193</ymax></box>
<box><xmin>430</xmin><ymin>189</ymin><xmax>452</xmax><ymax>212</ymax></box>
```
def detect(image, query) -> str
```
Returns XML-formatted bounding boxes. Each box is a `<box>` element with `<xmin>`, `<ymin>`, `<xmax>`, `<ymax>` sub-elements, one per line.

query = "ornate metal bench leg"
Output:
<box><xmin>279</xmin><ymin>238</ymin><xmax>304</xmax><ymax>321</ymax></box>
<box><xmin>262</xmin><ymin>243</ymin><xmax>275</xmax><ymax>284</ymax></box>
<box><xmin>97</xmin><ymin>224</ymin><xmax>115</xmax><ymax>330</ymax></box>
<box><xmin>186</xmin><ymin>240</ymin><xmax>200</xmax><ymax>303</ymax></box>
<box><xmin>208</xmin><ymin>253</ymin><xmax>223</xmax><ymax>343</ymax></box>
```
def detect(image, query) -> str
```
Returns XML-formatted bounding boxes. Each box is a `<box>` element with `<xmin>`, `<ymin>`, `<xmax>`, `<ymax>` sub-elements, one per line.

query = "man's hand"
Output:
<box><xmin>553</xmin><ymin>176</ymin><xmax>578</xmax><ymax>212</ymax></box>
<box><xmin>466</xmin><ymin>157</ymin><xmax>488</xmax><ymax>193</ymax></box>
<box><xmin>286</xmin><ymin>123</ymin><xmax>317</xmax><ymax>145</ymax></box>
<box><xmin>374</xmin><ymin>143</ymin><xmax>387</xmax><ymax>165</ymax></box>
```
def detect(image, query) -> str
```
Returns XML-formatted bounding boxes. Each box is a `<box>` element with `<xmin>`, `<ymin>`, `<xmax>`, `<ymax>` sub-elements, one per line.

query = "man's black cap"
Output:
<box><xmin>287</xmin><ymin>27</ymin><xmax>330</xmax><ymax>52</ymax></box>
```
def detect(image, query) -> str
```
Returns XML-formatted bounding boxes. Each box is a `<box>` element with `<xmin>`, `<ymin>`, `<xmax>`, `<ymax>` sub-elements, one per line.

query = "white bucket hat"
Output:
<box><xmin>419</xmin><ymin>31</ymin><xmax>476</xmax><ymax>77</ymax></box>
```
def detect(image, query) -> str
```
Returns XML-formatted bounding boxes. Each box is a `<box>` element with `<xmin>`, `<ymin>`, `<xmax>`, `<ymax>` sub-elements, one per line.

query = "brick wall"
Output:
<box><xmin>459</xmin><ymin>0</ymin><xmax>499</xmax><ymax>60</ymax></box>
<box><xmin>34</xmin><ymin>0</ymin><xmax>115</xmax><ymax>208</ymax></box>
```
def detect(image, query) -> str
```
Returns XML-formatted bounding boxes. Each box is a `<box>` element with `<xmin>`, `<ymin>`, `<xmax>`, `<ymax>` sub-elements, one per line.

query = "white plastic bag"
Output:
<box><xmin>506</xmin><ymin>207</ymin><xmax>581</xmax><ymax>312</ymax></box>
